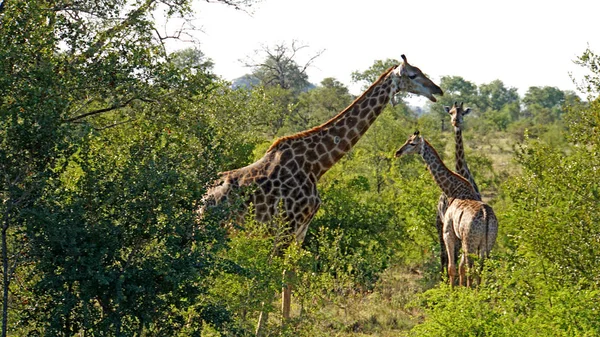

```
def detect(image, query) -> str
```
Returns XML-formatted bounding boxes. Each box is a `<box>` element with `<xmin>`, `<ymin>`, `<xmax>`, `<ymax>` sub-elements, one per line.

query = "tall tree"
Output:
<box><xmin>436</xmin><ymin>76</ymin><xmax>479</xmax><ymax>107</ymax></box>
<box><xmin>351</xmin><ymin>59</ymin><xmax>400</xmax><ymax>89</ymax></box>
<box><xmin>427</xmin><ymin>76</ymin><xmax>479</xmax><ymax>131</ymax></box>
<box><xmin>170</xmin><ymin>47</ymin><xmax>215</xmax><ymax>74</ymax></box>
<box><xmin>242</xmin><ymin>40</ymin><xmax>323</xmax><ymax>94</ymax></box>
<box><xmin>478</xmin><ymin>79</ymin><xmax>520</xmax><ymax>113</ymax></box>
<box><xmin>285</xmin><ymin>77</ymin><xmax>354</xmax><ymax>133</ymax></box>
<box><xmin>0</xmin><ymin>0</ymin><xmax>255</xmax><ymax>335</ymax></box>
<box><xmin>523</xmin><ymin>86</ymin><xmax>567</xmax><ymax>122</ymax></box>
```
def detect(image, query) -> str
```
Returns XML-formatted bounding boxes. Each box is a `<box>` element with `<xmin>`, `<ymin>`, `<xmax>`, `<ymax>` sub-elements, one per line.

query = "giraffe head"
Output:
<box><xmin>395</xmin><ymin>130</ymin><xmax>424</xmax><ymax>157</ymax></box>
<box><xmin>389</xmin><ymin>55</ymin><xmax>443</xmax><ymax>104</ymax></box>
<box><xmin>444</xmin><ymin>101</ymin><xmax>472</xmax><ymax>130</ymax></box>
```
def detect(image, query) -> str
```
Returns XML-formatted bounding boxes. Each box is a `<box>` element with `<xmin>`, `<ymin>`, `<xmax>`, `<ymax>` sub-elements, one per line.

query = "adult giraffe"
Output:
<box><xmin>199</xmin><ymin>55</ymin><xmax>443</xmax><ymax>330</ymax></box>
<box><xmin>436</xmin><ymin>102</ymin><xmax>481</xmax><ymax>278</ymax></box>
<box><xmin>395</xmin><ymin>131</ymin><xmax>497</xmax><ymax>287</ymax></box>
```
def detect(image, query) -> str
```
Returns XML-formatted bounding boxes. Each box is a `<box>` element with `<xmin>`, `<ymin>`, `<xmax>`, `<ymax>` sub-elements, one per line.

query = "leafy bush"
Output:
<box><xmin>306</xmin><ymin>177</ymin><xmax>403</xmax><ymax>291</ymax></box>
<box><xmin>411</xmin><ymin>259</ymin><xmax>600</xmax><ymax>337</ymax></box>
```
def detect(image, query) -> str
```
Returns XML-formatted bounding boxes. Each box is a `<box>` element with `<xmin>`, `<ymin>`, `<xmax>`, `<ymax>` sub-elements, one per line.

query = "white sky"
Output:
<box><xmin>176</xmin><ymin>0</ymin><xmax>600</xmax><ymax>102</ymax></box>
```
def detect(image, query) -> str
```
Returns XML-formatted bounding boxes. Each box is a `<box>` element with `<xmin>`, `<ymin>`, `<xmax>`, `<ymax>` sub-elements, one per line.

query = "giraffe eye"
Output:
<box><xmin>408</xmin><ymin>74</ymin><xmax>418</xmax><ymax>80</ymax></box>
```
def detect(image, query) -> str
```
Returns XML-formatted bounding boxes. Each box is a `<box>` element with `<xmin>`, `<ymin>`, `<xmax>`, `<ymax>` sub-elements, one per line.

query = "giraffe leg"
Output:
<box><xmin>459</xmin><ymin>253</ymin><xmax>467</xmax><ymax>287</ymax></box>
<box><xmin>463</xmin><ymin>238</ymin><xmax>473</xmax><ymax>287</ymax></box>
<box><xmin>280</xmin><ymin>202</ymin><xmax>319</xmax><ymax>323</ymax></box>
<box><xmin>468</xmin><ymin>255</ymin><xmax>475</xmax><ymax>288</ymax></box>
<box><xmin>281</xmin><ymin>269</ymin><xmax>294</xmax><ymax>321</ymax></box>
<box><xmin>443</xmin><ymin>232</ymin><xmax>457</xmax><ymax>287</ymax></box>
<box><xmin>476</xmin><ymin>245</ymin><xmax>488</xmax><ymax>287</ymax></box>
<box><xmin>443</xmin><ymin>215</ymin><xmax>459</xmax><ymax>287</ymax></box>
<box><xmin>448</xmin><ymin>262</ymin><xmax>457</xmax><ymax>287</ymax></box>
<box><xmin>435</xmin><ymin>212</ymin><xmax>447</xmax><ymax>279</ymax></box>
<box><xmin>476</xmin><ymin>250</ymin><xmax>484</xmax><ymax>287</ymax></box>
<box><xmin>436</xmin><ymin>195</ymin><xmax>448</xmax><ymax>279</ymax></box>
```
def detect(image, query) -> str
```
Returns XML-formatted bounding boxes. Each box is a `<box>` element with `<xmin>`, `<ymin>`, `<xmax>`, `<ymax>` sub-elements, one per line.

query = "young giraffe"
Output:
<box><xmin>435</xmin><ymin>102</ymin><xmax>481</xmax><ymax>279</ymax></box>
<box><xmin>199</xmin><ymin>55</ymin><xmax>443</xmax><ymax>327</ymax></box>
<box><xmin>395</xmin><ymin>131</ymin><xmax>497</xmax><ymax>287</ymax></box>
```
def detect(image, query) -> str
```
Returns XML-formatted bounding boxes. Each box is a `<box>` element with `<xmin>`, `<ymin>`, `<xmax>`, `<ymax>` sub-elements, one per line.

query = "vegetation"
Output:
<box><xmin>1</xmin><ymin>0</ymin><xmax>599</xmax><ymax>335</ymax></box>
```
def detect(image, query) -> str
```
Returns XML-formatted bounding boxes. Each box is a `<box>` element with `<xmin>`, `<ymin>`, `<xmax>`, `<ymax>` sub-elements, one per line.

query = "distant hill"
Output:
<box><xmin>231</xmin><ymin>74</ymin><xmax>261</xmax><ymax>89</ymax></box>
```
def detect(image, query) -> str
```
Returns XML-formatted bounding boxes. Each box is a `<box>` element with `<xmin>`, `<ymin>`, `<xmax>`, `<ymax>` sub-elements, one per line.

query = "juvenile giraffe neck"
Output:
<box><xmin>421</xmin><ymin>139</ymin><xmax>478</xmax><ymax>200</ymax></box>
<box><xmin>268</xmin><ymin>66</ymin><xmax>398</xmax><ymax>179</ymax></box>
<box><xmin>454</xmin><ymin>128</ymin><xmax>480</xmax><ymax>196</ymax></box>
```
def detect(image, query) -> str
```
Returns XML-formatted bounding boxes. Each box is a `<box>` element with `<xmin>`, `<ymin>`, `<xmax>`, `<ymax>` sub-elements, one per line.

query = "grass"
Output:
<box><xmin>268</xmin><ymin>265</ymin><xmax>435</xmax><ymax>337</ymax></box>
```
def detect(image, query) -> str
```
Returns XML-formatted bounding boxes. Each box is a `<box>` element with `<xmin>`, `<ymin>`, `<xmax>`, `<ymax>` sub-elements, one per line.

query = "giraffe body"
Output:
<box><xmin>395</xmin><ymin>131</ymin><xmax>497</xmax><ymax>287</ymax></box>
<box><xmin>436</xmin><ymin>102</ymin><xmax>481</xmax><ymax>279</ymax></box>
<box><xmin>199</xmin><ymin>56</ymin><xmax>442</xmax><ymax>328</ymax></box>
<box><xmin>443</xmin><ymin>199</ymin><xmax>497</xmax><ymax>286</ymax></box>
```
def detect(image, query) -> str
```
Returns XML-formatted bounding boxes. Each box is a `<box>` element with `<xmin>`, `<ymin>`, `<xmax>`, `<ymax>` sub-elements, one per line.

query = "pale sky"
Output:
<box><xmin>178</xmin><ymin>0</ymin><xmax>600</xmax><ymax>102</ymax></box>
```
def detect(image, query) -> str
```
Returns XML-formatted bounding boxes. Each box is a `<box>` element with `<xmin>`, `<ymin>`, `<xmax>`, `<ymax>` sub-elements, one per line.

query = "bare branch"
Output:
<box><xmin>204</xmin><ymin>0</ymin><xmax>256</xmax><ymax>12</ymax></box>
<box><xmin>240</xmin><ymin>40</ymin><xmax>324</xmax><ymax>90</ymax></box>
<box><xmin>299</xmin><ymin>48</ymin><xmax>325</xmax><ymax>75</ymax></box>
<box><xmin>65</xmin><ymin>97</ymin><xmax>155</xmax><ymax>122</ymax></box>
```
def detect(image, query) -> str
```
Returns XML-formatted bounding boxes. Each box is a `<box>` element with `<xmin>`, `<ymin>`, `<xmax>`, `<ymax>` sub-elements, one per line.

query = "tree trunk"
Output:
<box><xmin>2</xmin><ymin>220</ymin><xmax>9</xmax><ymax>337</ymax></box>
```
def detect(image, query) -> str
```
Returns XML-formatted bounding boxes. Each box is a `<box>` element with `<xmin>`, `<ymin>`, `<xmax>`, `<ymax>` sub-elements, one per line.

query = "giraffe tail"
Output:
<box><xmin>479</xmin><ymin>204</ymin><xmax>491</xmax><ymax>278</ymax></box>
<box><xmin>484</xmin><ymin>205</ymin><xmax>490</xmax><ymax>259</ymax></box>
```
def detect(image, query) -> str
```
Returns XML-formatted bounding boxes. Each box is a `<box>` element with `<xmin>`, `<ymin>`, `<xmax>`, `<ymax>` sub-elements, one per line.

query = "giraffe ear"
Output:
<box><xmin>444</xmin><ymin>106</ymin><xmax>451</xmax><ymax>114</ymax></box>
<box><xmin>463</xmin><ymin>108</ymin><xmax>472</xmax><ymax>115</ymax></box>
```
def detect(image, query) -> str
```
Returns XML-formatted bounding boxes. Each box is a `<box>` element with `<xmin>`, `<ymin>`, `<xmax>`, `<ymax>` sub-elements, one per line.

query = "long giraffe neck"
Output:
<box><xmin>454</xmin><ymin>128</ymin><xmax>480</xmax><ymax>197</ymax></box>
<box><xmin>267</xmin><ymin>66</ymin><xmax>398</xmax><ymax>179</ymax></box>
<box><xmin>421</xmin><ymin>139</ymin><xmax>479</xmax><ymax>200</ymax></box>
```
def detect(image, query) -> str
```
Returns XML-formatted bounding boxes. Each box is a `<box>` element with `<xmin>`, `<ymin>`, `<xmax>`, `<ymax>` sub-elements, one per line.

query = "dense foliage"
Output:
<box><xmin>1</xmin><ymin>0</ymin><xmax>599</xmax><ymax>335</ymax></box>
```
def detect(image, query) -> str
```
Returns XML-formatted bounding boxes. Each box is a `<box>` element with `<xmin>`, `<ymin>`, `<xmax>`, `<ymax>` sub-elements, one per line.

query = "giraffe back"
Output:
<box><xmin>444</xmin><ymin>198</ymin><xmax>498</xmax><ymax>257</ymax></box>
<box><xmin>198</xmin><ymin>148</ymin><xmax>321</xmax><ymax>243</ymax></box>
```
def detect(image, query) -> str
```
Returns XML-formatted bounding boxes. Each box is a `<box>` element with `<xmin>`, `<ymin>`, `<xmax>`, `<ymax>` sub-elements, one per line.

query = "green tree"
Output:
<box><xmin>435</xmin><ymin>76</ymin><xmax>479</xmax><ymax>108</ymax></box>
<box><xmin>428</xmin><ymin>76</ymin><xmax>480</xmax><ymax>131</ymax></box>
<box><xmin>522</xmin><ymin>86</ymin><xmax>566</xmax><ymax>122</ymax></box>
<box><xmin>351</xmin><ymin>58</ymin><xmax>400</xmax><ymax>89</ymax></box>
<box><xmin>170</xmin><ymin>47</ymin><xmax>215</xmax><ymax>74</ymax></box>
<box><xmin>0</xmin><ymin>0</ymin><xmax>255</xmax><ymax>335</ymax></box>
<box><xmin>285</xmin><ymin>77</ymin><xmax>354</xmax><ymax>133</ymax></box>
<box><xmin>24</xmin><ymin>109</ymin><xmax>235</xmax><ymax>335</ymax></box>
<box><xmin>478</xmin><ymin>79</ymin><xmax>520</xmax><ymax>113</ymax></box>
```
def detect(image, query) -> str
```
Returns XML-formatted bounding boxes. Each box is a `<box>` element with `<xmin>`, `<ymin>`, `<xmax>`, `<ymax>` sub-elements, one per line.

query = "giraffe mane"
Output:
<box><xmin>266</xmin><ymin>65</ymin><xmax>399</xmax><ymax>153</ymax></box>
